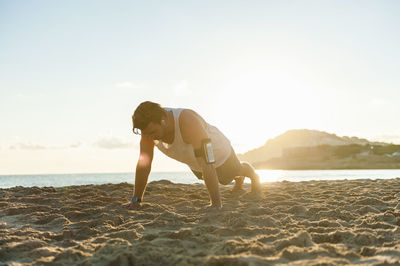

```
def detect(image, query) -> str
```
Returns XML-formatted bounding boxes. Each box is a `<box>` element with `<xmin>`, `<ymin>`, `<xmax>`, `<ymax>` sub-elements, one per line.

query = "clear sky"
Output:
<box><xmin>1</xmin><ymin>1</ymin><xmax>400</xmax><ymax>174</ymax></box>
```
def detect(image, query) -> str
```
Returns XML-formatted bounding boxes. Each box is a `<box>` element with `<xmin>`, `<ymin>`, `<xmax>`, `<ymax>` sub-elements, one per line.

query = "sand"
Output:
<box><xmin>1</xmin><ymin>178</ymin><xmax>400</xmax><ymax>265</ymax></box>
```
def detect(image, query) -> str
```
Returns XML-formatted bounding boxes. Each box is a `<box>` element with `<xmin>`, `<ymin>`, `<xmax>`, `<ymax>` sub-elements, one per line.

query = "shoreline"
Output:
<box><xmin>1</xmin><ymin>169</ymin><xmax>400</xmax><ymax>190</ymax></box>
<box><xmin>1</xmin><ymin>178</ymin><xmax>400</xmax><ymax>265</ymax></box>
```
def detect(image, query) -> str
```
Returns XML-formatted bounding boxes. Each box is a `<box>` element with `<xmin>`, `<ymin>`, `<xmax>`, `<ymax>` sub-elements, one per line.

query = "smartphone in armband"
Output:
<box><xmin>202</xmin><ymin>139</ymin><xmax>215</xmax><ymax>164</ymax></box>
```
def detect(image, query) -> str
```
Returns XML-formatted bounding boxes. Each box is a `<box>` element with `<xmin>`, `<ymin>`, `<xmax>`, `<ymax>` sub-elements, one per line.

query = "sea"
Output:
<box><xmin>1</xmin><ymin>169</ymin><xmax>400</xmax><ymax>189</ymax></box>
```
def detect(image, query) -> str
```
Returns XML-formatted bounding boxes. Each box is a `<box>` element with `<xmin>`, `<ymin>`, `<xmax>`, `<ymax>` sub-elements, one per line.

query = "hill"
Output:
<box><xmin>238</xmin><ymin>129</ymin><xmax>400</xmax><ymax>169</ymax></box>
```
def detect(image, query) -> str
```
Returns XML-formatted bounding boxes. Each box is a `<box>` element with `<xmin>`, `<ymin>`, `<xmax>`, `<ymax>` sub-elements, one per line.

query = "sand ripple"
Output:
<box><xmin>1</xmin><ymin>178</ymin><xmax>400</xmax><ymax>265</ymax></box>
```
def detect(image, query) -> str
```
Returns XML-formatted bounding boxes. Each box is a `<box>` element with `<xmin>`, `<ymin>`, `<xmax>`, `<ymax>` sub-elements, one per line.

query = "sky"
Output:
<box><xmin>1</xmin><ymin>0</ymin><xmax>400</xmax><ymax>175</ymax></box>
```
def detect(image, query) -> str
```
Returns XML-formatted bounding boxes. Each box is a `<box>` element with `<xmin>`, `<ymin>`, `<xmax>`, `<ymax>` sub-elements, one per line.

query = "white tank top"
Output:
<box><xmin>155</xmin><ymin>108</ymin><xmax>231</xmax><ymax>171</ymax></box>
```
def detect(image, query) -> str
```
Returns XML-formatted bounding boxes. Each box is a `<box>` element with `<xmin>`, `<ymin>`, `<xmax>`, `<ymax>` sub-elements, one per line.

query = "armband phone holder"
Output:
<box><xmin>194</xmin><ymin>138</ymin><xmax>215</xmax><ymax>164</ymax></box>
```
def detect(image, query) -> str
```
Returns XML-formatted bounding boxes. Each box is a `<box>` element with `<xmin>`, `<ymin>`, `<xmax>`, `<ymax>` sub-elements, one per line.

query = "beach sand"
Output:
<box><xmin>1</xmin><ymin>178</ymin><xmax>400</xmax><ymax>265</ymax></box>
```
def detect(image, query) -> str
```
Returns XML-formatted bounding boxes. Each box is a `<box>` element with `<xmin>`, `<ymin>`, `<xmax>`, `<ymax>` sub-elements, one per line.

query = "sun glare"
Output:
<box><xmin>257</xmin><ymin>170</ymin><xmax>282</xmax><ymax>183</ymax></box>
<box><xmin>217</xmin><ymin>67</ymin><xmax>324</xmax><ymax>151</ymax></box>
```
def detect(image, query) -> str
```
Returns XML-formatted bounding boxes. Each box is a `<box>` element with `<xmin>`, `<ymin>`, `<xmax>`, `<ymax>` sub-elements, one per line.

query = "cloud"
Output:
<box><xmin>7</xmin><ymin>138</ymin><xmax>135</xmax><ymax>151</ymax></box>
<box><xmin>93</xmin><ymin>136</ymin><xmax>137</xmax><ymax>149</ymax></box>
<box><xmin>8</xmin><ymin>141</ymin><xmax>83</xmax><ymax>150</ymax></box>
<box><xmin>9</xmin><ymin>142</ymin><xmax>48</xmax><ymax>150</ymax></box>
<box><xmin>69</xmin><ymin>141</ymin><xmax>82</xmax><ymax>148</ymax></box>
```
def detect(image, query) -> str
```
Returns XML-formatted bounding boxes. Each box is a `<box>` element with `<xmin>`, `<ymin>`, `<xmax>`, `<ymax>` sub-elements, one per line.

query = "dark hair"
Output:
<box><xmin>132</xmin><ymin>101</ymin><xmax>166</xmax><ymax>130</ymax></box>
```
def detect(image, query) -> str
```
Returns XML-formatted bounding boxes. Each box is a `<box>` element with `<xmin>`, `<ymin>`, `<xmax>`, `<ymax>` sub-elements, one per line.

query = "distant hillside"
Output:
<box><xmin>238</xmin><ymin>129</ymin><xmax>387</xmax><ymax>165</ymax></box>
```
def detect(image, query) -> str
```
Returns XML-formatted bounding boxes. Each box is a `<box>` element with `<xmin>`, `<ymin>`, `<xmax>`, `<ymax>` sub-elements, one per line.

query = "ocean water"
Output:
<box><xmin>1</xmin><ymin>169</ymin><xmax>400</xmax><ymax>189</ymax></box>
